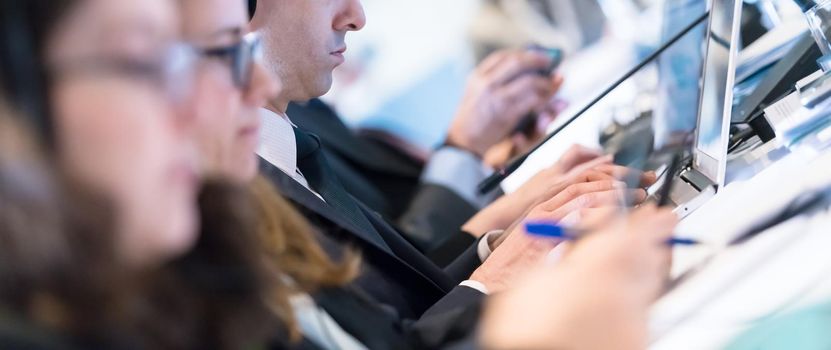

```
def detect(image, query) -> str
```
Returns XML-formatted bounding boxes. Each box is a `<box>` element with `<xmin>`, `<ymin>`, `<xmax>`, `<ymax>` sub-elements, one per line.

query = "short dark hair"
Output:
<box><xmin>248</xmin><ymin>0</ymin><xmax>256</xmax><ymax>19</ymax></box>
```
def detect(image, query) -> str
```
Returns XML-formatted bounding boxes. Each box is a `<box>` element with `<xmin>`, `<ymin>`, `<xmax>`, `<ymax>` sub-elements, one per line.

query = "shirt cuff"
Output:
<box><xmin>459</xmin><ymin>280</ymin><xmax>490</xmax><ymax>295</ymax></box>
<box><xmin>422</xmin><ymin>146</ymin><xmax>497</xmax><ymax>208</ymax></box>
<box><xmin>477</xmin><ymin>229</ymin><xmax>504</xmax><ymax>262</ymax></box>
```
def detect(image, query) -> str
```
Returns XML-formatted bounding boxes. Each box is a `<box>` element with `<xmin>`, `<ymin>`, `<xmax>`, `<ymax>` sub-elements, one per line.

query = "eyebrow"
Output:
<box><xmin>104</xmin><ymin>20</ymin><xmax>165</xmax><ymax>41</ymax></box>
<box><xmin>98</xmin><ymin>20</ymin><xmax>170</xmax><ymax>52</ymax></box>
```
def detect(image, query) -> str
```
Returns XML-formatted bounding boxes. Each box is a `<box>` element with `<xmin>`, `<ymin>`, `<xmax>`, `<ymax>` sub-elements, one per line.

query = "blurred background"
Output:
<box><xmin>322</xmin><ymin>0</ymin><xmax>805</xmax><ymax>154</ymax></box>
<box><xmin>325</xmin><ymin>0</ymin><xmax>654</xmax><ymax>150</ymax></box>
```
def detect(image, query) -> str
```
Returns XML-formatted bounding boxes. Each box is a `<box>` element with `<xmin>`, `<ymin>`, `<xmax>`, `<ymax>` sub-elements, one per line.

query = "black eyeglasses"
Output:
<box><xmin>199</xmin><ymin>32</ymin><xmax>263</xmax><ymax>89</ymax></box>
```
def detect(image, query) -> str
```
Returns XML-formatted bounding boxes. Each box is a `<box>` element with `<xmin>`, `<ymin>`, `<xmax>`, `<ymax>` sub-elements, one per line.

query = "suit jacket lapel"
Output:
<box><xmin>259</xmin><ymin>158</ymin><xmax>393</xmax><ymax>255</ymax></box>
<box><xmin>260</xmin><ymin>159</ymin><xmax>454</xmax><ymax>296</ymax></box>
<box><xmin>292</xmin><ymin>130</ymin><xmax>388</xmax><ymax>249</ymax></box>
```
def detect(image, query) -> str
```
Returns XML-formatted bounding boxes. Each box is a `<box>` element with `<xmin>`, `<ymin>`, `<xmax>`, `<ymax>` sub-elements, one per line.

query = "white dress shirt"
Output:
<box><xmin>291</xmin><ymin>293</ymin><xmax>368</xmax><ymax>350</ymax></box>
<box><xmin>258</xmin><ymin>108</ymin><xmax>325</xmax><ymax>202</ymax></box>
<box><xmin>258</xmin><ymin>107</ymin><xmax>493</xmax><ymax>295</ymax></box>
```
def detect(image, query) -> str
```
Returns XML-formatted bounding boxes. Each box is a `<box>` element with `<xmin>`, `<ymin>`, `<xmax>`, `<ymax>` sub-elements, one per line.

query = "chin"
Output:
<box><xmin>138</xmin><ymin>208</ymin><xmax>198</xmax><ymax>266</ymax></box>
<box><xmin>165</xmin><ymin>205</ymin><xmax>199</xmax><ymax>258</ymax></box>
<box><xmin>227</xmin><ymin>155</ymin><xmax>259</xmax><ymax>184</ymax></box>
<box><xmin>237</xmin><ymin>165</ymin><xmax>258</xmax><ymax>184</ymax></box>
<box><xmin>310</xmin><ymin>75</ymin><xmax>335</xmax><ymax>98</ymax></box>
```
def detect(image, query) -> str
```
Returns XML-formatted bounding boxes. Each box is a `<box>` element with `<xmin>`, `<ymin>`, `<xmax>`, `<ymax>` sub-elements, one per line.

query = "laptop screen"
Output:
<box><xmin>653</xmin><ymin>0</ymin><xmax>708</xmax><ymax>149</ymax></box>
<box><xmin>692</xmin><ymin>0</ymin><xmax>744</xmax><ymax>187</ymax></box>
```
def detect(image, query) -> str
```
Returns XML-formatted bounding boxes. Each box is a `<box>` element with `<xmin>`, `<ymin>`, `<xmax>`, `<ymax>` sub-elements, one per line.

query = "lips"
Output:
<box><xmin>330</xmin><ymin>47</ymin><xmax>347</xmax><ymax>66</ymax></box>
<box><xmin>236</xmin><ymin>108</ymin><xmax>261</xmax><ymax>137</ymax></box>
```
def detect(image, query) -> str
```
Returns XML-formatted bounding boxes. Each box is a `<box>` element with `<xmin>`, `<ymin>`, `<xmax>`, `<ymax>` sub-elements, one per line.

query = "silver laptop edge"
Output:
<box><xmin>670</xmin><ymin>0</ymin><xmax>743</xmax><ymax>218</ymax></box>
<box><xmin>691</xmin><ymin>0</ymin><xmax>744</xmax><ymax>189</ymax></box>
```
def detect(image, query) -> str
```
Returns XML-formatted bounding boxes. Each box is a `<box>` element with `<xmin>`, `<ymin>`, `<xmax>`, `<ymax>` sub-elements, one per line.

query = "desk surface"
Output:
<box><xmin>649</xmin><ymin>141</ymin><xmax>831</xmax><ymax>349</ymax></box>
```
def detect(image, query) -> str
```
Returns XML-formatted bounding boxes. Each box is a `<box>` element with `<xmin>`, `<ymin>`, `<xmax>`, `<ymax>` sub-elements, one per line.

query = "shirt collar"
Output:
<box><xmin>257</xmin><ymin>107</ymin><xmax>298</xmax><ymax>176</ymax></box>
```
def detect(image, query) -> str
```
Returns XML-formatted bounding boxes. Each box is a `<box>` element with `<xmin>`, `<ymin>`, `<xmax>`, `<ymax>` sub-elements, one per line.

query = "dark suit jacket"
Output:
<box><xmin>274</xmin><ymin>286</ymin><xmax>482</xmax><ymax>350</ymax></box>
<box><xmin>260</xmin><ymin>158</ymin><xmax>482</xmax><ymax>309</ymax></box>
<box><xmin>260</xmin><ymin>158</ymin><xmax>484</xmax><ymax>345</ymax></box>
<box><xmin>288</xmin><ymin>100</ymin><xmax>479</xmax><ymax>255</ymax></box>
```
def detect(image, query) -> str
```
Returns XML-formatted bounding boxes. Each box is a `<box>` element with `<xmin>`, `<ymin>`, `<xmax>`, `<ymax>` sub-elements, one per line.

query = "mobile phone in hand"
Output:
<box><xmin>513</xmin><ymin>46</ymin><xmax>563</xmax><ymax>136</ymax></box>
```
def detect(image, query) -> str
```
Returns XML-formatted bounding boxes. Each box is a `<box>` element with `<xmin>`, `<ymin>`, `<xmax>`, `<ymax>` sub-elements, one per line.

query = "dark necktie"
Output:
<box><xmin>293</xmin><ymin>128</ymin><xmax>391</xmax><ymax>251</ymax></box>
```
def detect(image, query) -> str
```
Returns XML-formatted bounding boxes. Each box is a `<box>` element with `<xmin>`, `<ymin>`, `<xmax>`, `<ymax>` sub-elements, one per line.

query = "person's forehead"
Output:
<box><xmin>87</xmin><ymin>0</ymin><xmax>176</xmax><ymax>33</ymax></box>
<box><xmin>50</xmin><ymin>0</ymin><xmax>177</xmax><ymax>57</ymax></box>
<box><xmin>180</xmin><ymin>0</ymin><xmax>247</xmax><ymax>42</ymax></box>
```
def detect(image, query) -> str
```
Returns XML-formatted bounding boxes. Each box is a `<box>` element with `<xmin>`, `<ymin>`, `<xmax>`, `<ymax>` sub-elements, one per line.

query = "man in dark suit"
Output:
<box><xmin>249</xmin><ymin>0</ymin><xmax>654</xmax><ymax>345</ymax></box>
<box><xmin>286</xmin><ymin>92</ymin><xmax>588</xmax><ymax>260</ymax></box>
<box><xmin>251</xmin><ymin>0</ymin><xmax>581</xmax><ymax>257</ymax></box>
<box><xmin>287</xmin><ymin>98</ymin><xmax>489</xmax><ymax>256</ymax></box>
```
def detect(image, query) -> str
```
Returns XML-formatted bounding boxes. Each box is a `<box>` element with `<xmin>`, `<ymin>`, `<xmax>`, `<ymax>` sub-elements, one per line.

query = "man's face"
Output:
<box><xmin>252</xmin><ymin>0</ymin><xmax>365</xmax><ymax>103</ymax></box>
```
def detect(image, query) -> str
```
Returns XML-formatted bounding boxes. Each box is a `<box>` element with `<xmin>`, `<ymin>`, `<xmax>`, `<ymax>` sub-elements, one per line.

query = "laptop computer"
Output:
<box><xmin>500</xmin><ymin>0</ymin><xmax>742</xmax><ymax>208</ymax></box>
<box><xmin>664</xmin><ymin>0</ymin><xmax>744</xmax><ymax>218</ymax></box>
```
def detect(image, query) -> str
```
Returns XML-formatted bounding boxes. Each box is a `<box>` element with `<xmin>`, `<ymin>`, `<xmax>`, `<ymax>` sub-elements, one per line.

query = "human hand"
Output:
<box><xmin>446</xmin><ymin>50</ymin><xmax>562</xmax><ymax>157</ymax></box>
<box><xmin>481</xmin><ymin>97</ymin><xmax>564</xmax><ymax>169</ymax></box>
<box><xmin>479</xmin><ymin>205</ymin><xmax>678</xmax><ymax>350</ymax></box>
<box><xmin>468</xmin><ymin>177</ymin><xmax>651</xmax><ymax>293</ymax></box>
<box><xmin>462</xmin><ymin>157</ymin><xmax>656</xmax><ymax>237</ymax></box>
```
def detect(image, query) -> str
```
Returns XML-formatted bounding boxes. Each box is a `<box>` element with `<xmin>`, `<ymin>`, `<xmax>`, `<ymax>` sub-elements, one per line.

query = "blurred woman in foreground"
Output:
<box><xmin>0</xmin><ymin>0</ymin><xmax>279</xmax><ymax>348</ymax></box>
<box><xmin>1</xmin><ymin>0</ymin><xmax>198</xmax><ymax>267</ymax></box>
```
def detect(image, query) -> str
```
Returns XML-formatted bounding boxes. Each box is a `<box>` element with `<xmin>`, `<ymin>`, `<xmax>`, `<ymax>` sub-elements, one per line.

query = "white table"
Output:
<box><xmin>649</xmin><ymin>142</ymin><xmax>831</xmax><ymax>349</ymax></box>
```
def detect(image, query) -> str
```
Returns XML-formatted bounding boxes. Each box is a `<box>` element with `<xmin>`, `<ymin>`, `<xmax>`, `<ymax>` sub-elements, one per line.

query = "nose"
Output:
<box><xmin>333</xmin><ymin>0</ymin><xmax>366</xmax><ymax>32</ymax></box>
<box><xmin>244</xmin><ymin>61</ymin><xmax>281</xmax><ymax>107</ymax></box>
<box><xmin>170</xmin><ymin>87</ymin><xmax>198</xmax><ymax>135</ymax></box>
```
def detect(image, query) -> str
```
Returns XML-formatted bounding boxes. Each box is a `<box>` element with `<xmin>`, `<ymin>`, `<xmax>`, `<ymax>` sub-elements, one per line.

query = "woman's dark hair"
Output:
<box><xmin>248</xmin><ymin>0</ymin><xmax>257</xmax><ymax>19</ymax></box>
<box><xmin>0</xmin><ymin>0</ymin><xmax>77</xmax><ymax>146</ymax></box>
<box><xmin>0</xmin><ymin>100</ymin><xmax>135</xmax><ymax>348</ymax></box>
<box><xmin>134</xmin><ymin>180</ymin><xmax>281</xmax><ymax>349</ymax></box>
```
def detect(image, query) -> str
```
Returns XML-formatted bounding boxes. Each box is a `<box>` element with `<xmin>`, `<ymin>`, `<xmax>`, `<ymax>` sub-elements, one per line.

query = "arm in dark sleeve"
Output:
<box><xmin>320</xmin><ymin>285</ymin><xmax>484</xmax><ymax>350</ymax></box>
<box><xmin>397</xmin><ymin>146</ymin><xmax>502</xmax><ymax>256</ymax></box>
<box><xmin>398</xmin><ymin>183</ymin><xmax>479</xmax><ymax>255</ymax></box>
<box><xmin>440</xmin><ymin>236</ymin><xmax>483</xmax><ymax>283</ymax></box>
<box><xmin>405</xmin><ymin>286</ymin><xmax>485</xmax><ymax>350</ymax></box>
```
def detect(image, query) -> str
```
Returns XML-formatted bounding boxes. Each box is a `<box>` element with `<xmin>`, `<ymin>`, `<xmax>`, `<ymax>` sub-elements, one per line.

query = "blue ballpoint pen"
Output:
<box><xmin>524</xmin><ymin>222</ymin><xmax>701</xmax><ymax>246</ymax></box>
